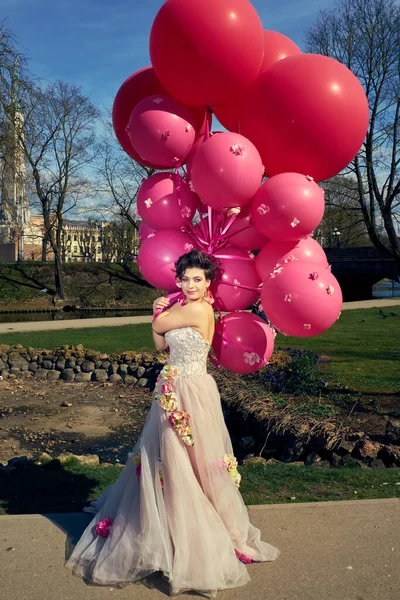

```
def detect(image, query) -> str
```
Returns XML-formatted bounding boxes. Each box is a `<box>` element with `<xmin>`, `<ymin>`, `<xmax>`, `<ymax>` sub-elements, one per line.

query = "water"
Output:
<box><xmin>372</xmin><ymin>280</ymin><xmax>400</xmax><ymax>299</ymax></box>
<box><xmin>0</xmin><ymin>308</ymin><xmax>152</xmax><ymax>324</ymax></box>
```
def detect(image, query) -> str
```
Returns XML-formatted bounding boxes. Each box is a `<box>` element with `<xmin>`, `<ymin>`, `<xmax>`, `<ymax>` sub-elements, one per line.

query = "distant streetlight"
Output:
<box><xmin>332</xmin><ymin>227</ymin><xmax>341</xmax><ymax>248</ymax></box>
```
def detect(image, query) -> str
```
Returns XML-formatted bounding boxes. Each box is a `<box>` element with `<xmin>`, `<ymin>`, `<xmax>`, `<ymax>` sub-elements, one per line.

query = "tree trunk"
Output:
<box><xmin>54</xmin><ymin>251</ymin><xmax>64</xmax><ymax>299</ymax></box>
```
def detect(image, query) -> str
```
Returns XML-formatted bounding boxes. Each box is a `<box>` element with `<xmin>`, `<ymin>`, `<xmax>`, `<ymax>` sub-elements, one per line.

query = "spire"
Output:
<box><xmin>11</xmin><ymin>59</ymin><xmax>21</xmax><ymax>113</ymax></box>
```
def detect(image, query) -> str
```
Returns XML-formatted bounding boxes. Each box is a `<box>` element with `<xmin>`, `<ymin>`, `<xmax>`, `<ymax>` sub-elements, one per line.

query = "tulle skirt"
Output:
<box><xmin>65</xmin><ymin>371</ymin><xmax>279</xmax><ymax>597</ymax></box>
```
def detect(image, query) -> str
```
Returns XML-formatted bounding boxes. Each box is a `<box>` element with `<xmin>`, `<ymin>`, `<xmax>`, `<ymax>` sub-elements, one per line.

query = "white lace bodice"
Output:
<box><xmin>165</xmin><ymin>327</ymin><xmax>210</xmax><ymax>377</ymax></box>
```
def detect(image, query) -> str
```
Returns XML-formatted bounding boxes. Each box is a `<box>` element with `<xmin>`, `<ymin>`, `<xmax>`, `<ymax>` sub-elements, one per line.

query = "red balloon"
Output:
<box><xmin>112</xmin><ymin>66</ymin><xmax>208</xmax><ymax>167</ymax></box>
<box><xmin>150</xmin><ymin>0</ymin><xmax>264</xmax><ymax>107</ymax></box>
<box><xmin>214</xmin><ymin>30</ymin><xmax>301</xmax><ymax>132</ymax></box>
<box><xmin>240</xmin><ymin>54</ymin><xmax>369</xmax><ymax>182</ymax></box>
<box><xmin>226</xmin><ymin>204</ymin><xmax>268</xmax><ymax>251</ymax></box>
<box><xmin>261</xmin><ymin>260</ymin><xmax>343</xmax><ymax>337</ymax></box>
<box><xmin>213</xmin><ymin>312</ymin><xmax>275</xmax><ymax>374</ymax></box>
<box><xmin>137</xmin><ymin>229</ymin><xmax>197</xmax><ymax>291</ymax></box>
<box><xmin>210</xmin><ymin>247</ymin><xmax>261</xmax><ymax>312</ymax></box>
<box><xmin>256</xmin><ymin>237</ymin><xmax>328</xmax><ymax>282</ymax></box>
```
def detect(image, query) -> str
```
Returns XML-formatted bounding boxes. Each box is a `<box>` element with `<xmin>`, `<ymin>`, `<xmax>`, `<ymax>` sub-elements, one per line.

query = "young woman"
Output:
<box><xmin>65</xmin><ymin>250</ymin><xmax>279</xmax><ymax>598</ymax></box>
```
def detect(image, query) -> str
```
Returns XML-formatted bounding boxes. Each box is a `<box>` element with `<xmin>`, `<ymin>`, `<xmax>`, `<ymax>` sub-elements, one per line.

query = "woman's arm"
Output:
<box><xmin>152</xmin><ymin>302</ymin><xmax>205</xmax><ymax>335</ymax></box>
<box><xmin>152</xmin><ymin>329</ymin><xmax>168</xmax><ymax>351</ymax></box>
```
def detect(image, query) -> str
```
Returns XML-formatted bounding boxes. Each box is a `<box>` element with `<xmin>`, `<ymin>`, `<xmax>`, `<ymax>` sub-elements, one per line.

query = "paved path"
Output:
<box><xmin>0</xmin><ymin>299</ymin><xmax>399</xmax><ymax>334</ymax></box>
<box><xmin>1</xmin><ymin>498</ymin><xmax>399</xmax><ymax>600</ymax></box>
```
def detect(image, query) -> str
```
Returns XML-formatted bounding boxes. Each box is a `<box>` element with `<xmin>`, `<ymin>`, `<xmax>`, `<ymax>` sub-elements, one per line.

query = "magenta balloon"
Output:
<box><xmin>190</xmin><ymin>132</ymin><xmax>263</xmax><ymax>210</ymax></box>
<box><xmin>261</xmin><ymin>260</ymin><xmax>342</xmax><ymax>338</ymax></box>
<box><xmin>138</xmin><ymin>221</ymin><xmax>156</xmax><ymax>242</ymax></box>
<box><xmin>137</xmin><ymin>230</ymin><xmax>197</xmax><ymax>290</ymax></box>
<box><xmin>210</xmin><ymin>247</ymin><xmax>261</xmax><ymax>312</ymax></box>
<box><xmin>255</xmin><ymin>237</ymin><xmax>328</xmax><ymax>282</ymax></box>
<box><xmin>137</xmin><ymin>173</ymin><xmax>198</xmax><ymax>230</ymax></box>
<box><xmin>212</xmin><ymin>312</ymin><xmax>275</xmax><ymax>374</ymax></box>
<box><xmin>240</xmin><ymin>54</ymin><xmax>369</xmax><ymax>182</ymax></box>
<box><xmin>251</xmin><ymin>173</ymin><xmax>325</xmax><ymax>242</ymax></box>
<box><xmin>150</xmin><ymin>0</ymin><xmax>264</xmax><ymax>108</ymax></box>
<box><xmin>227</xmin><ymin>204</ymin><xmax>268</xmax><ymax>251</ymax></box>
<box><xmin>127</xmin><ymin>95</ymin><xmax>196</xmax><ymax>168</ymax></box>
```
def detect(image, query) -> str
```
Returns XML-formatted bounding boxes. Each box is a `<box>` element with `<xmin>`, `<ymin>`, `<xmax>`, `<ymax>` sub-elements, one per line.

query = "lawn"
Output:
<box><xmin>1</xmin><ymin>306</ymin><xmax>399</xmax><ymax>393</ymax></box>
<box><xmin>0</xmin><ymin>458</ymin><xmax>399</xmax><ymax>515</ymax></box>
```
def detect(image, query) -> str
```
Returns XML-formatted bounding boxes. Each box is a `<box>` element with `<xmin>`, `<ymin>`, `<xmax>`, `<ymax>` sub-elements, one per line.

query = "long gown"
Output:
<box><xmin>65</xmin><ymin>327</ymin><xmax>279</xmax><ymax>597</ymax></box>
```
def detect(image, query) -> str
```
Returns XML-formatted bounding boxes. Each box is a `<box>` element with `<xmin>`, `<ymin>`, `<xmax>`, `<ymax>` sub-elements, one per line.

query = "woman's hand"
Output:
<box><xmin>152</xmin><ymin>296</ymin><xmax>170</xmax><ymax>315</ymax></box>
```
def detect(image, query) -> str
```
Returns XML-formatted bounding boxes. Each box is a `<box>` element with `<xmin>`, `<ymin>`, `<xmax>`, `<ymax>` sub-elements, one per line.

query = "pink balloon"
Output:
<box><xmin>137</xmin><ymin>173</ymin><xmax>198</xmax><ymax>230</ymax></box>
<box><xmin>210</xmin><ymin>247</ymin><xmax>261</xmax><ymax>312</ymax></box>
<box><xmin>214</xmin><ymin>30</ymin><xmax>301</xmax><ymax>132</ymax></box>
<box><xmin>227</xmin><ymin>204</ymin><xmax>268</xmax><ymax>251</ymax></box>
<box><xmin>191</xmin><ymin>132</ymin><xmax>263</xmax><ymax>210</ymax></box>
<box><xmin>240</xmin><ymin>54</ymin><xmax>369</xmax><ymax>182</ymax></box>
<box><xmin>251</xmin><ymin>173</ymin><xmax>325</xmax><ymax>241</ymax></box>
<box><xmin>185</xmin><ymin>131</ymin><xmax>223</xmax><ymax>177</ymax></box>
<box><xmin>256</xmin><ymin>237</ymin><xmax>328</xmax><ymax>282</ymax></box>
<box><xmin>261</xmin><ymin>260</ymin><xmax>343</xmax><ymax>337</ymax></box>
<box><xmin>127</xmin><ymin>95</ymin><xmax>196</xmax><ymax>168</ymax></box>
<box><xmin>138</xmin><ymin>221</ymin><xmax>156</xmax><ymax>242</ymax></box>
<box><xmin>137</xmin><ymin>230</ymin><xmax>197</xmax><ymax>290</ymax></box>
<box><xmin>212</xmin><ymin>312</ymin><xmax>275</xmax><ymax>374</ymax></box>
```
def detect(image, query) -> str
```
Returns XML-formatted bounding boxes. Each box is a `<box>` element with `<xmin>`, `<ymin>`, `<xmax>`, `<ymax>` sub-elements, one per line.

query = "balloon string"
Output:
<box><xmin>214</xmin><ymin>254</ymin><xmax>255</xmax><ymax>261</ymax></box>
<box><xmin>219</xmin><ymin>213</ymin><xmax>238</xmax><ymax>237</ymax></box>
<box><xmin>222</xmin><ymin>223</ymin><xmax>253</xmax><ymax>240</ymax></box>
<box><xmin>175</xmin><ymin>170</ymin><xmax>182</xmax><ymax>208</ymax></box>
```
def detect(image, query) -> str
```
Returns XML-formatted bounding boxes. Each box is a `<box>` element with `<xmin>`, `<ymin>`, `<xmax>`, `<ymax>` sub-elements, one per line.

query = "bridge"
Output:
<box><xmin>324</xmin><ymin>246</ymin><xmax>399</xmax><ymax>301</ymax></box>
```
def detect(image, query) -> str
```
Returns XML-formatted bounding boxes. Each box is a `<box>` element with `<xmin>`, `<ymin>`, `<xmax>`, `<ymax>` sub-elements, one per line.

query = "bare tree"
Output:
<box><xmin>306</xmin><ymin>0</ymin><xmax>400</xmax><ymax>270</ymax></box>
<box><xmin>11</xmin><ymin>80</ymin><xmax>99</xmax><ymax>297</ymax></box>
<box><xmin>101</xmin><ymin>217</ymin><xmax>139</xmax><ymax>263</ymax></box>
<box><xmin>96</xmin><ymin>119</ymin><xmax>153</xmax><ymax>227</ymax></box>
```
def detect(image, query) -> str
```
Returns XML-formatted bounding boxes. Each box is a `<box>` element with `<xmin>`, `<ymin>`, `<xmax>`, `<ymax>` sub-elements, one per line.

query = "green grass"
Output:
<box><xmin>1</xmin><ymin>458</ymin><xmax>399</xmax><ymax>514</ymax></box>
<box><xmin>1</xmin><ymin>306</ymin><xmax>399</xmax><ymax>393</ymax></box>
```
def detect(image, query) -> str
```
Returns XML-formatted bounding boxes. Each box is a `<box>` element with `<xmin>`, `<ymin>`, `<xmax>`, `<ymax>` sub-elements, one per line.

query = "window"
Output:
<box><xmin>73</xmin><ymin>246</ymin><xmax>78</xmax><ymax>252</ymax></box>
<box><xmin>97</xmin><ymin>246</ymin><xmax>101</xmax><ymax>253</ymax></box>
<box><xmin>74</xmin><ymin>235</ymin><xmax>77</xmax><ymax>241</ymax></box>
<box><xmin>97</xmin><ymin>236</ymin><xmax>101</xmax><ymax>242</ymax></box>
<box><xmin>67</xmin><ymin>235</ymin><xmax>71</xmax><ymax>241</ymax></box>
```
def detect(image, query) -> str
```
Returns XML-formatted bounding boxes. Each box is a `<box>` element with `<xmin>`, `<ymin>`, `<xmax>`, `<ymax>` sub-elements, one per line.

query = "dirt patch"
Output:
<box><xmin>0</xmin><ymin>378</ymin><xmax>152</xmax><ymax>465</ymax></box>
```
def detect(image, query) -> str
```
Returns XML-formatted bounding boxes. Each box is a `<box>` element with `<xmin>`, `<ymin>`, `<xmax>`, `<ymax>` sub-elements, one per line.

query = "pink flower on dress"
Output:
<box><xmin>95</xmin><ymin>517</ymin><xmax>113</xmax><ymax>538</ymax></box>
<box><xmin>161</xmin><ymin>381</ymin><xmax>173</xmax><ymax>395</ymax></box>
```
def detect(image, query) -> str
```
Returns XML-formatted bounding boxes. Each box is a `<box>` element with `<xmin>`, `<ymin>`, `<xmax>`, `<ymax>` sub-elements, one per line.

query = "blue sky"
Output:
<box><xmin>3</xmin><ymin>0</ymin><xmax>334</xmax><ymax>112</ymax></box>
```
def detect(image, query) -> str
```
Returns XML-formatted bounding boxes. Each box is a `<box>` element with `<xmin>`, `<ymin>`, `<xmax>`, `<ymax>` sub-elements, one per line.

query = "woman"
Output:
<box><xmin>65</xmin><ymin>250</ymin><xmax>279</xmax><ymax>598</ymax></box>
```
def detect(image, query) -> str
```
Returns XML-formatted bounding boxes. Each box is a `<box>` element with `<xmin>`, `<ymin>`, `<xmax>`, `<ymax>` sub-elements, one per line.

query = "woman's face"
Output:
<box><xmin>178</xmin><ymin>268</ymin><xmax>210</xmax><ymax>302</ymax></box>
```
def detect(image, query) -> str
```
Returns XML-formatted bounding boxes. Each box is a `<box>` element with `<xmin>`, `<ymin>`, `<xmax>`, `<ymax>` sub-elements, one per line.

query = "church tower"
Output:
<box><xmin>0</xmin><ymin>60</ymin><xmax>29</xmax><ymax>259</ymax></box>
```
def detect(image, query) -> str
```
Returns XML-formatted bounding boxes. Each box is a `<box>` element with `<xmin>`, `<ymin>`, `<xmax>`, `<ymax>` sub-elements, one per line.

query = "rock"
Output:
<box><xmin>109</xmin><ymin>374</ymin><xmax>123</xmax><ymax>383</ymax></box>
<box><xmin>65</xmin><ymin>358</ymin><xmax>76</xmax><ymax>369</ymax></box>
<box><xmin>264</xmin><ymin>458</ymin><xmax>281</xmax><ymax>465</ymax></box>
<box><xmin>61</xmin><ymin>368</ymin><xmax>75</xmax><ymax>382</ymax></box>
<box><xmin>127</xmin><ymin>365</ymin><xmax>138</xmax><ymax>376</ymax></box>
<box><xmin>108</xmin><ymin>363</ymin><xmax>119</xmax><ymax>375</ymax></box>
<box><xmin>368</xmin><ymin>458</ymin><xmax>386</xmax><ymax>469</ymax></box>
<box><xmin>60</xmin><ymin>400</ymin><xmax>73</xmax><ymax>407</ymax></box>
<box><xmin>242</xmin><ymin>455</ymin><xmax>269</xmax><ymax>466</ymax></box>
<box><xmin>352</xmin><ymin>439</ymin><xmax>383</xmax><ymax>462</ymax></box>
<box><xmin>8</xmin><ymin>352</ymin><xmax>29</xmax><ymax>369</ymax></box>
<box><xmin>56</xmin><ymin>358</ymin><xmax>66</xmax><ymax>371</ymax></box>
<box><xmin>74</xmin><ymin>366</ymin><xmax>81</xmax><ymax>373</ymax></box>
<box><xmin>92</xmin><ymin>369</ymin><xmax>108</xmax><ymax>382</ymax></box>
<box><xmin>10</xmin><ymin>368</ymin><xmax>21</xmax><ymax>376</ymax></box>
<box><xmin>0</xmin><ymin>370</ymin><xmax>9</xmax><ymax>379</ymax></box>
<box><xmin>28</xmin><ymin>362</ymin><xmax>38</xmax><ymax>372</ymax></box>
<box><xmin>101</xmin><ymin>360</ymin><xmax>111</xmax><ymax>370</ymax></box>
<box><xmin>137</xmin><ymin>377</ymin><xmax>148</xmax><ymax>387</ymax></box>
<box><xmin>287</xmin><ymin>461</ymin><xmax>305</xmax><ymax>467</ymax></box>
<box><xmin>342</xmin><ymin>455</ymin><xmax>362</xmax><ymax>469</ymax></box>
<box><xmin>311</xmin><ymin>460</ymin><xmax>331</xmax><ymax>468</ymax></box>
<box><xmin>118</xmin><ymin>364</ymin><xmax>128</xmax><ymax>377</ymax></box>
<box><xmin>378</xmin><ymin>445</ymin><xmax>400</xmax><ymax>467</ymax></box>
<box><xmin>328</xmin><ymin>452</ymin><xmax>344</xmax><ymax>467</ymax></box>
<box><xmin>34</xmin><ymin>369</ymin><xmax>48</xmax><ymax>379</ymax></box>
<box><xmin>346</xmin><ymin>431</ymin><xmax>365</xmax><ymax>441</ymax></box>
<box><xmin>75</xmin><ymin>372</ymin><xmax>92</xmax><ymax>382</ymax></box>
<box><xmin>47</xmin><ymin>370</ymin><xmax>61</xmax><ymax>381</ymax></box>
<box><xmin>81</xmin><ymin>360</ymin><xmax>95</xmax><ymax>373</ymax></box>
<box><xmin>8</xmin><ymin>456</ymin><xmax>30</xmax><ymax>469</ymax></box>
<box><xmin>21</xmin><ymin>370</ymin><xmax>33</xmax><ymax>378</ymax></box>
<box><xmin>304</xmin><ymin>452</ymin><xmax>321</xmax><ymax>466</ymax></box>
<box><xmin>38</xmin><ymin>452</ymin><xmax>52</xmax><ymax>462</ymax></box>
<box><xmin>124</xmin><ymin>376</ymin><xmax>138</xmax><ymax>385</ymax></box>
<box><xmin>336</xmin><ymin>439</ymin><xmax>357</xmax><ymax>456</ymax></box>
<box><xmin>42</xmin><ymin>360</ymin><xmax>53</xmax><ymax>370</ymax></box>
<box><xmin>137</xmin><ymin>366</ymin><xmax>146</xmax><ymax>378</ymax></box>
<box><xmin>76</xmin><ymin>358</ymin><xmax>85</xmax><ymax>366</ymax></box>
<box><xmin>0</xmin><ymin>359</ymin><xmax>6</xmax><ymax>370</ymax></box>
<box><xmin>385</xmin><ymin>419</ymin><xmax>400</xmax><ymax>444</ymax></box>
<box><xmin>36</xmin><ymin>355</ymin><xmax>43</xmax><ymax>365</ymax></box>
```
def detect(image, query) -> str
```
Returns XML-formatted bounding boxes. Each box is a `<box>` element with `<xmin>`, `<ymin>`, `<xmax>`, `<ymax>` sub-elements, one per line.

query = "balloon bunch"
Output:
<box><xmin>112</xmin><ymin>0</ymin><xmax>369</xmax><ymax>374</ymax></box>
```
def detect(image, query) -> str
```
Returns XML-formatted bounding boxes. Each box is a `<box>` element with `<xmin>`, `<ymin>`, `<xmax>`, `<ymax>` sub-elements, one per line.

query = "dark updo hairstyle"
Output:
<box><xmin>174</xmin><ymin>250</ymin><xmax>219</xmax><ymax>282</ymax></box>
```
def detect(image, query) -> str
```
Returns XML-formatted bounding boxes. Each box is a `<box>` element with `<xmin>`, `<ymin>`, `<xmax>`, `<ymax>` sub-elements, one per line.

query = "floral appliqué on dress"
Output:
<box><xmin>155</xmin><ymin>365</ymin><xmax>194</xmax><ymax>446</ymax></box>
<box><xmin>219</xmin><ymin>453</ymin><xmax>242</xmax><ymax>488</ymax></box>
